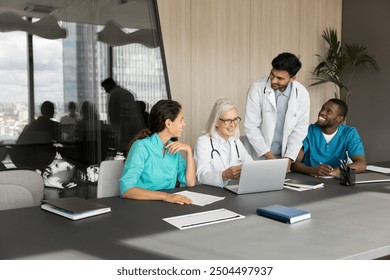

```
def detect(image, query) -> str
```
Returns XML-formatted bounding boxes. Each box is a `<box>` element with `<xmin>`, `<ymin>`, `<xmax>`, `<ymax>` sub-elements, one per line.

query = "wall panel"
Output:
<box><xmin>190</xmin><ymin>0</ymin><xmax>251</xmax><ymax>139</ymax></box>
<box><xmin>299</xmin><ymin>0</ymin><xmax>343</xmax><ymax>121</ymax></box>
<box><xmin>249</xmin><ymin>0</ymin><xmax>301</xmax><ymax>81</ymax></box>
<box><xmin>157</xmin><ymin>0</ymin><xmax>342</xmax><ymax>147</ymax></box>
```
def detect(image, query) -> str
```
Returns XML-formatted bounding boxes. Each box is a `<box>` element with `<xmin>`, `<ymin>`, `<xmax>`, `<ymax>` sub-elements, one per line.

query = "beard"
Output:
<box><xmin>316</xmin><ymin>120</ymin><xmax>332</xmax><ymax>129</ymax></box>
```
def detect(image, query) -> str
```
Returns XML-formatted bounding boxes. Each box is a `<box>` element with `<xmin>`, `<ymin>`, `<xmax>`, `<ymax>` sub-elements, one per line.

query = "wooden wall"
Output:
<box><xmin>157</xmin><ymin>0</ymin><xmax>342</xmax><ymax>147</ymax></box>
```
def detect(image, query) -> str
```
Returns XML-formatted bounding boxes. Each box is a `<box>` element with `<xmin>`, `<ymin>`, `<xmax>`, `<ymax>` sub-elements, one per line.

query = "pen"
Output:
<box><xmin>339</xmin><ymin>159</ymin><xmax>347</xmax><ymax>171</ymax></box>
<box><xmin>339</xmin><ymin>159</ymin><xmax>353</xmax><ymax>185</ymax></box>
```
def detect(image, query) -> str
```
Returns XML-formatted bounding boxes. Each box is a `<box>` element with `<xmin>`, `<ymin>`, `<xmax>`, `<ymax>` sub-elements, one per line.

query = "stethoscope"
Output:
<box><xmin>210</xmin><ymin>138</ymin><xmax>240</xmax><ymax>160</ymax></box>
<box><xmin>263</xmin><ymin>77</ymin><xmax>299</xmax><ymax>98</ymax></box>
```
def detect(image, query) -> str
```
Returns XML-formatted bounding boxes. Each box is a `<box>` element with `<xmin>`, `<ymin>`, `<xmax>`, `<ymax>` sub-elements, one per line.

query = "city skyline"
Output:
<box><xmin>1</xmin><ymin>21</ymin><xmax>168</xmax><ymax>144</ymax></box>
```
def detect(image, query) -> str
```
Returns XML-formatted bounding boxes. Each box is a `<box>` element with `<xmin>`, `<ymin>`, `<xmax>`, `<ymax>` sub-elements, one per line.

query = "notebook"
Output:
<box><xmin>284</xmin><ymin>179</ymin><xmax>324</xmax><ymax>190</ymax></box>
<box><xmin>224</xmin><ymin>158</ymin><xmax>288</xmax><ymax>194</ymax></box>
<box><xmin>256</xmin><ymin>204</ymin><xmax>311</xmax><ymax>224</ymax></box>
<box><xmin>41</xmin><ymin>197</ymin><xmax>111</xmax><ymax>220</ymax></box>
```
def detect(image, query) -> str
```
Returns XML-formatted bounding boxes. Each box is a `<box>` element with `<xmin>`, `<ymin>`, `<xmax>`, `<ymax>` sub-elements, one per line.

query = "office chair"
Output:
<box><xmin>96</xmin><ymin>159</ymin><xmax>124</xmax><ymax>198</ymax></box>
<box><xmin>0</xmin><ymin>169</ymin><xmax>44</xmax><ymax>211</ymax></box>
<box><xmin>9</xmin><ymin>130</ymin><xmax>56</xmax><ymax>173</ymax></box>
<box><xmin>0</xmin><ymin>146</ymin><xmax>8</xmax><ymax>170</ymax></box>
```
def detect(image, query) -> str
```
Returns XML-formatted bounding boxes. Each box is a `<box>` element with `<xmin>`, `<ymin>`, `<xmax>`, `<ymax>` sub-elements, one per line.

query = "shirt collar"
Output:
<box><xmin>275</xmin><ymin>82</ymin><xmax>292</xmax><ymax>97</ymax></box>
<box><xmin>214</xmin><ymin>133</ymin><xmax>235</xmax><ymax>145</ymax></box>
<box><xmin>151</xmin><ymin>133</ymin><xmax>165</xmax><ymax>149</ymax></box>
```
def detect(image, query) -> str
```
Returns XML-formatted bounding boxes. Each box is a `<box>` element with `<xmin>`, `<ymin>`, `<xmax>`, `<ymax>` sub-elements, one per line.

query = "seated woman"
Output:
<box><xmin>120</xmin><ymin>100</ymin><xmax>196</xmax><ymax>204</ymax></box>
<box><xmin>194</xmin><ymin>98</ymin><xmax>253</xmax><ymax>187</ymax></box>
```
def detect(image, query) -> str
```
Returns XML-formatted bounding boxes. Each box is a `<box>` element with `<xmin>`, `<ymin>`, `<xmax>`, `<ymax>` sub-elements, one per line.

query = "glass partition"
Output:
<box><xmin>0</xmin><ymin>0</ymin><xmax>169</xmax><ymax>198</ymax></box>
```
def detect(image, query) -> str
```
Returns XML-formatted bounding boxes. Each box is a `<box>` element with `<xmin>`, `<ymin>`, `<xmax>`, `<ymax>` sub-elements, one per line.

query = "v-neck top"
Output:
<box><xmin>302</xmin><ymin>124</ymin><xmax>365</xmax><ymax>168</ymax></box>
<box><xmin>119</xmin><ymin>133</ymin><xmax>187</xmax><ymax>195</ymax></box>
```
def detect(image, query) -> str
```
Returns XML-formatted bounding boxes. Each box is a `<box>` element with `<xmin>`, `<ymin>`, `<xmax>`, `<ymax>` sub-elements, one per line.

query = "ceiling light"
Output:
<box><xmin>24</xmin><ymin>3</ymin><xmax>59</xmax><ymax>14</ymax></box>
<box><xmin>0</xmin><ymin>11</ymin><xmax>66</xmax><ymax>39</ymax></box>
<box><xmin>97</xmin><ymin>20</ymin><xmax>158</xmax><ymax>48</ymax></box>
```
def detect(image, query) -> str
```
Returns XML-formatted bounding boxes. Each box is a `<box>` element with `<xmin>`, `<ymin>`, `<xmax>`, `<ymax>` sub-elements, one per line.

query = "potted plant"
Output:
<box><xmin>310</xmin><ymin>28</ymin><xmax>379</xmax><ymax>102</ymax></box>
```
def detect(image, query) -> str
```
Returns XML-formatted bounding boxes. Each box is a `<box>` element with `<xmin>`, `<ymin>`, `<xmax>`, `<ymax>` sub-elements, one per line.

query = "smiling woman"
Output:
<box><xmin>119</xmin><ymin>100</ymin><xmax>196</xmax><ymax>204</ymax></box>
<box><xmin>194</xmin><ymin>98</ymin><xmax>253</xmax><ymax>188</ymax></box>
<box><xmin>0</xmin><ymin>0</ymin><xmax>170</xmax><ymax>198</ymax></box>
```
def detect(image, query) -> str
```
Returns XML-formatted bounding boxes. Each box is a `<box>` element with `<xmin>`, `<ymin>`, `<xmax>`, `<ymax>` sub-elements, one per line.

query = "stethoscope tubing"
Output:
<box><xmin>210</xmin><ymin>138</ymin><xmax>240</xmax><ymax>159</ymax></box>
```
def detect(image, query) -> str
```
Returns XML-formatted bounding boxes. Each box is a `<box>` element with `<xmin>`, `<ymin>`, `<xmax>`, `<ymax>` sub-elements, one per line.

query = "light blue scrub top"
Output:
<box><xmin>119</xmin><ymin>133</ymin><xmax>187</xmax><ymax>195</ymax></box>
<box><xmin>302</xmin><ymin>124</ymin><xmax>365</xmax><ymax>168</ymax></box>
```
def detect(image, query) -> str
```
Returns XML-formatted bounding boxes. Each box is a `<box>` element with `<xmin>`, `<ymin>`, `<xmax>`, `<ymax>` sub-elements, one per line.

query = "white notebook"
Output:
<box><xmin>163</xmin><ymin>208</ymin><xmax>245</xmax><ymax>230</ymax></box>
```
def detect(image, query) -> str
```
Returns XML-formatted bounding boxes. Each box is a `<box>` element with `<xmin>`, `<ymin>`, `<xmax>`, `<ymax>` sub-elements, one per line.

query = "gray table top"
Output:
<box><xmin>1</xmin><ymin>170</ymin><xmax>390</xmax><ymax>260</ymax></box>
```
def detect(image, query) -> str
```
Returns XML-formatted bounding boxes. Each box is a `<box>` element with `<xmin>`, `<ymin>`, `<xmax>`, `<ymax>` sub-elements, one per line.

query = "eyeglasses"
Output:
<box><xmin>219</xmin><ymin>117</ymin><xmax>241</xmax><ymax>125</ymax></box>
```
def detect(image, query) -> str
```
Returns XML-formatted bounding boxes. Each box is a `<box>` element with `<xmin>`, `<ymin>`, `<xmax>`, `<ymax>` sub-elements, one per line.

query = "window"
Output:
<box><xmin>0</xmin><ymin>0</ymin><xmax>170</xmax><ymax>194</ymax></box>
<box><xmin>0</xmin><ymin>32</ymin><xmax>28</xmax><ymax>144</ymax></box>
<box><xmin>33</xmin><ymin>33</ymin><xmax>64</xmax><ymax>118</ymax></box>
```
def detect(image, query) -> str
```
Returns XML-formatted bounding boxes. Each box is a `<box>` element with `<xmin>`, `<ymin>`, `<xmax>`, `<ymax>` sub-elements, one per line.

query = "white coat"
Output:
<box><xmin>244</xmin><ymin>75</ymin><xmax>310</xmax><ymax>161</ymax></box>
<box><xmin>194</xmin><ymin>134</ymin><xmax>253</xmax><ymax>187</ymax></box>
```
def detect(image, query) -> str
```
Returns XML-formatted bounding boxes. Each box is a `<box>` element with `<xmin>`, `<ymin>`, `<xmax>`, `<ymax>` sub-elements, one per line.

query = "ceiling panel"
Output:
<box><xmin>0</xmin><ymin>0</ymin><xmax>153</xmax><ymax>29</ymax></box>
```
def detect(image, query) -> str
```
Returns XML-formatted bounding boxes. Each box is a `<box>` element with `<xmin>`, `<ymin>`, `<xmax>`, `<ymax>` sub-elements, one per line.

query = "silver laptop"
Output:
<box><xmin>225</xmin><ymin>158</ymin><xmax>288</xmax><ymax>194</ymax></box>
<box><xmin>354</xmin><ymin>172</ymin><xmax>390</xmax><ymax>184</ymax></box>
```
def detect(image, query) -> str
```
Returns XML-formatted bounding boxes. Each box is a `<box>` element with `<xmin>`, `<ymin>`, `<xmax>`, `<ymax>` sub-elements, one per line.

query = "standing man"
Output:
<box><xmin>244</xmin><ymin>52</ymin><xmax>310</xmax><ymax>170</ymax></box>
<box><xmin>292</xmin><ymin>99</ymin><xmax>366</xmax><ymax>177</ymax></box>
<box><xmin>101</xmin><ymin>78</ymin><xmax>146</xmax><ymax>153</ymax></box>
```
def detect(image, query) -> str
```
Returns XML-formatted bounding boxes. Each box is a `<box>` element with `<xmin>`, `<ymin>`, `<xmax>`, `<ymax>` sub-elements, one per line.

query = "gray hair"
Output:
<box><xmin>204</xmin><ymin>98</ymin><xmax>239</xmax><ymax>139</ymax></box>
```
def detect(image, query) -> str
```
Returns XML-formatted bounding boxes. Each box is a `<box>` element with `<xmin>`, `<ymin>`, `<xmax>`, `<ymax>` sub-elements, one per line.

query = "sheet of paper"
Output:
<box><xmin>176</xmin><ymin>190</ymin><xmax>225</xmax><ymax>206</ymax></box>
<box><xmin>366</xmin><ymin>165</ymin><xmax>390</xmax><ymax>174</ymax></box>
<box><xmin>163</xmin><ymin>208</ymin><xmax>245</xmax><ymax>230</ymax></box>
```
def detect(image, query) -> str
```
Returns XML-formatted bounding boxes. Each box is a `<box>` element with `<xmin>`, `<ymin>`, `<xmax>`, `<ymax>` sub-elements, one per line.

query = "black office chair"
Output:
<box><xmin>0</xmin><ymin>146</ymin><xmax>8</xmax><ymax>170</ymax></box>
<box><xmin>9</xmin><ymin>131</ymin><xmax>56</xmax><ymax>173</ymax></box>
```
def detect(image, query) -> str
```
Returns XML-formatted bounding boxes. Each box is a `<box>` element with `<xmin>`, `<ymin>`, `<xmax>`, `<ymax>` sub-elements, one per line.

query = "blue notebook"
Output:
<box><xmin>256</xmin><ymin>204</ymin><xmax>311</xmax><ymax>224</ymax></box>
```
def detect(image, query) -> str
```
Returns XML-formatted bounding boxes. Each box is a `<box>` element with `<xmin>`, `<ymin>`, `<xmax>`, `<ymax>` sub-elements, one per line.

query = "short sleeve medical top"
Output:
<box><xmin>119</xmin><ymin>133</ymin><xmax>187</xmax><ymax>195</ymax></box>
<box><xmin>302</xmin><ymin>124</ymin><xmax>365</xmax><ymax>168</ymax></box>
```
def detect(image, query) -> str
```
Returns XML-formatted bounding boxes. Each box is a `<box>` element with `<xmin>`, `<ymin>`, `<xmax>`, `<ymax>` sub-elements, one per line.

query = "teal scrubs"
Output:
<box><xmin>119</xmin><ymin>133</ymin><xmax>187</xmax><ymax>195</ymax></box>
<box><xmin>302</xmin><ymin>124</ymin><xmax>365</xmax><ymax>168</ymax></box>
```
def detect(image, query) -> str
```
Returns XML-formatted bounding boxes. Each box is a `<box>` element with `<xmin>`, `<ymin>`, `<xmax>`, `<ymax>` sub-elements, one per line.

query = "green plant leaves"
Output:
<box><xmin>310</xmin><ymin>28</ymin><xmax>379</xmax><ymax>102</ymax></box>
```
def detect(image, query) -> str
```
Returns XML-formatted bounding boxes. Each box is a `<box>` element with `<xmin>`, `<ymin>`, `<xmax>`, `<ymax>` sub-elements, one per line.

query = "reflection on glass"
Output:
<box><xmin>0</xmin><ymin>32</ymin><xmax>28</xmax><ymax>144</ymax></box>
<box><xmin>113</xmin><ymin>41</ymin><xmax>167</xmax><ymax>112</ymax></box>
<box><xmin>33</xmin><ymin>30</ymin><xmax>64</xmax><ymax>117</ymax></box>
<box><xmin>0</xmin><ymin>0</ymin><xmax>169</xmax><ymax>198</ymax></box>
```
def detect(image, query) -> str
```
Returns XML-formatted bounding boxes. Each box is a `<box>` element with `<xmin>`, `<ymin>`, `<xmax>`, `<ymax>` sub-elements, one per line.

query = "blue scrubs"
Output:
<box><xmin>119</xmin><ymin>133</ymin><xmax>187</xmax><ymax>195</ymax></box>
<box><xmin>302</xmin><ymin>124</ymin><xmax>365</xmax><ymax>168</ymax></box>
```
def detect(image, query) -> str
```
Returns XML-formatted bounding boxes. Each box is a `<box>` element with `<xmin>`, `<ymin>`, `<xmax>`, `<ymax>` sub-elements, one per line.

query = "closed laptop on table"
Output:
<box><xmin>225</xmin><ymin>158</ymin><xmax>288</xmax><ymax>194</ymax></box>
<box><xmin>354</xmin><ymin>172</ymin><xmax>390</xmax><ymax>184</ymax></box>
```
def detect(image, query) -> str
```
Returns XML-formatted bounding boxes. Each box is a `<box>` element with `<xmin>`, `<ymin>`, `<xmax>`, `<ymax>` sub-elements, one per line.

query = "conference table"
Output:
<box><xmin>1</xmin><ymin>169</ymin><xmax>390</xmax><ymax>260</ymax></box>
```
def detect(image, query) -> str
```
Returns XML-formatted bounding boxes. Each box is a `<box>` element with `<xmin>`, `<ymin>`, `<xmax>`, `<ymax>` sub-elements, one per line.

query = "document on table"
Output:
<box><xmin>163</xmin><ymin>208</ymin><xmax>245</xmax><ymax>230</ymax></box>
<box><xmin>366</xmin><ymin>165</ymin><xmax>390</xmax><ymax>174</ymax></box>
<box><xmin>176</xmin><ymin>190</ymin><xmax>225</xmax><ymax>206</ymax></box>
